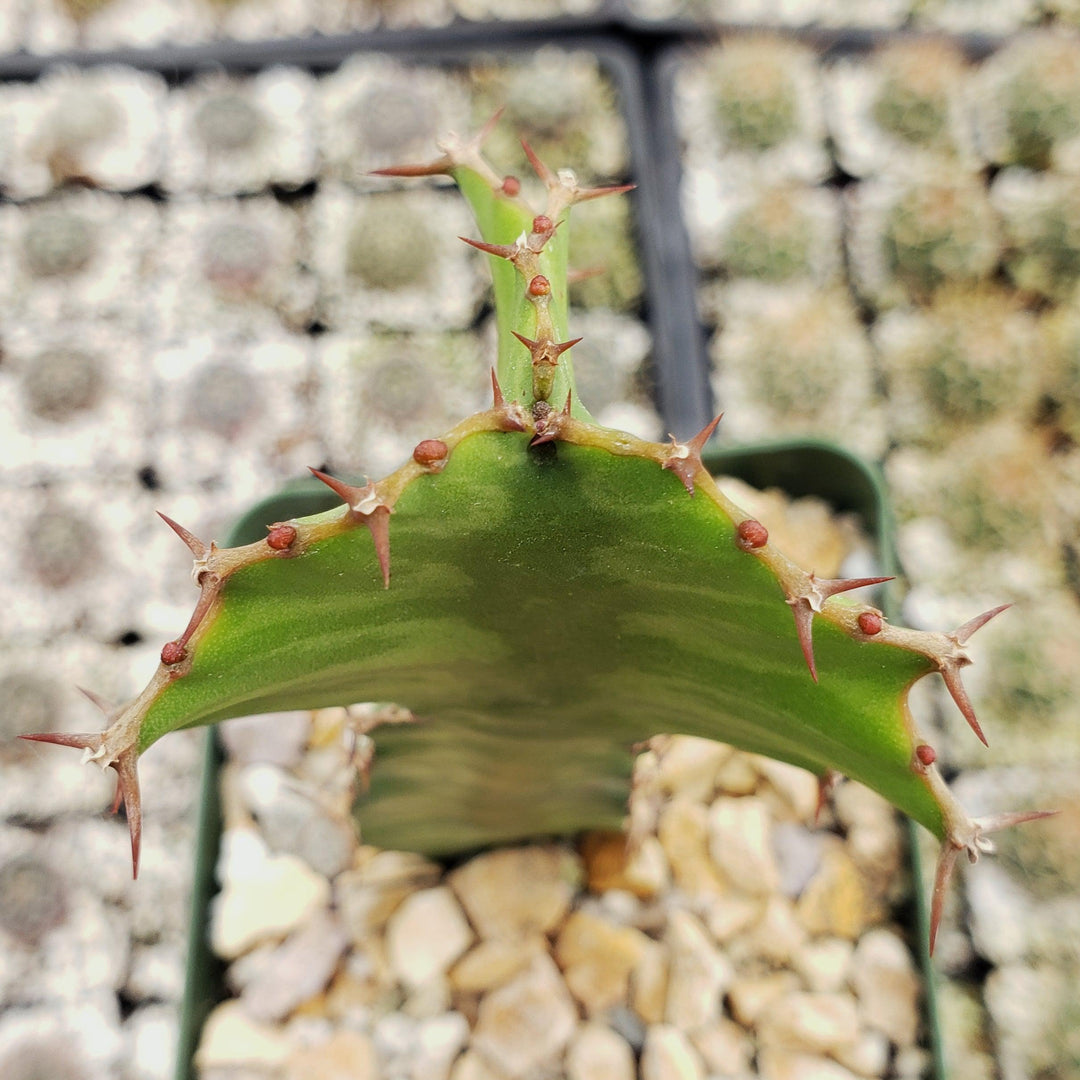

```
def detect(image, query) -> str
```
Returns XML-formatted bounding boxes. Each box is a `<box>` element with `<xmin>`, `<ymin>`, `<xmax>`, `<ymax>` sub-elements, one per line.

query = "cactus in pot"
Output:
<box><xmin>21</xmin><ymin>118</ymin><xmax>1054</xmax><ymax>953</ymax></box>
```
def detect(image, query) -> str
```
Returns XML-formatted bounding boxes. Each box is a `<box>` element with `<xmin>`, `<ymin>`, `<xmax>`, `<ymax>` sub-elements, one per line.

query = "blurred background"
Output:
<box><xmin>1</xmin><ymin>2</ymin><xmax>1079</xmax><ymax>1079</ymax></box>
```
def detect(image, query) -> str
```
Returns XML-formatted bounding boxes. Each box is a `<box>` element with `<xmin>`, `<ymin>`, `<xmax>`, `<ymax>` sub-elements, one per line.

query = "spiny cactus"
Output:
<box><xmin>22</xmin><ymin>118</ymin><xmax>1055</xmax><ymax>954</ymax></box>
<box><xmin>975</xmin><ymin>32</ymin><xmax>1080</xmax><ymax>171</ymax></box>
<box><xmin>871</xmin><ymin>39</ymin><xmax>964</xmax><ymax>149</ymax></box>
<box><xmin>848</xmin><ymin>170</ymin><xmax>1001</xmax><ymax>309</ymax></box>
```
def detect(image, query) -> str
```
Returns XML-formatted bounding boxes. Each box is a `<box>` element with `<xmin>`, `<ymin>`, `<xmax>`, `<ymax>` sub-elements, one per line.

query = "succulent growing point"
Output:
<box><xmin>22</xmin><ymin>119</ymin><xmax>1055</xmax><ymax>954</ymax></box>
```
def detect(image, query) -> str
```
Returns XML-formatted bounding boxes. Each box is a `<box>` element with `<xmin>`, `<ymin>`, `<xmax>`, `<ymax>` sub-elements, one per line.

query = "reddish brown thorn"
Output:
<box><xmin>19</xmin><ymin>725</ymin><xmax>141</xmax><ymax>877</ymax></box>
<box><xmin>309</xmin><ymin>469</ymin><xmax>390</xmax><ymax>584</ymax></box>
<box><xmin>939</xmin><ymin>663</ymin><xmax>988</xmax><ymax>747</ymax></box>
<box><xmin>915</xmin><ymin>743</ymin><xmax>937</xmax><ymax>767</ymax></box>
<box><xmin>476</xmin><ymin>105</ymin><xmax>505</xmax><ymax>147</ymax></box>
<box><xmin>527</xmin><ymin>275</ymin><xmax>551</xmax><ymax>297</ymax></box>
<box><xmin>933</xmin><ymin>604</ymin><xmax>1010</xmax><ymax>747</ymax></box>
<box><xmin>858</xmin><ymin>611</ymin><xmax>883</xmax><ymax>636</ymax></box>
<box><xmin>521</xmin><ymin>137</ymin><xmax>556</xmax><ymax>187</ymax></box>
<box><xmin>787</xmin><ymin>597</ymin><xmax>819</xmax><ymax>683</ymax></box>
<box><xmin>156</xmin><ymin>512</ymin><xmax>207</xmax><ymax>560</ymax></box>
<box><xmin>18</xmin><ymin>730</ymin><xmax>102</xmax><ymax>753</ymax></box>
<box><xmin>953</xmin><ymin>603</ymin><xmax>1011</xmax><ymax>646</ymax></box>
<box><xmin>413</xmin><ymin>439</ymin><xmax>449</xmax><ymax>468</ymax></box>
<box><xmin>688</xmin><ymin>414</ymin><xmax>723</xmax><ymax>455</ymax></box>
<box><xmin>111</xmin><ymin>747</ymin><xmax>142</xmax><ymax>878</ymax></box>
<box><xmin>366</xmin><ymin>506</ymin><xmax>391</xmax><ymax>589</ymax></box>
<box><xmin>369</xmin><ymin>160</ymin><xmax>451</xmax><ymax>178</ymax></box>
<box><xmin>510</xmin><ymin>331</ymin><xmax>582</xmax><ymax>365</ymax></box>
<box><xmin>266</xmin><ymin>523</ymin><xmax>298</xmax><ymax>551</ymax></box>
<box><xmin>814</xmin><ymin>575</ymin><xmax>894</xmax><ymax>601</ymax></box>
<box><xmin>572</xmin><ymin>182</ymin><xmax>637</xmax><ymax>204</ymax></box>
<box><xmin>929</xmin><ymin>841</ymin><xmax>960</xmax><ymax>956</ymax></box>
<box><xmin>110</xmin><ymin>777</ymin><xmax>123</xmax><ymax>814</ymax></box>
<box><xmin>511</xmin><ymin>330</ymin><xmax>539</xmax><ymax>353</ymax></box>
<box><xmin>76</xmin><ymin>685</ymin><xmax>116</xmax><ymax>719</ymax></box>
<box><xmin>815</xmin><ymin>769</ymin><xmax>840</xmax><ymax>824</ymax></box>
<box><xmin>308</xmin><ymin>467</ymin><xmax>369</xmax><ymax>510</ymax></box>
<box><xmin>501</xmin><ymin>175</ymin><xmax>521</xmax><ymax>196</ymax></box>
<box><xmin>460</xmin><ymin>236</ymin><xmax>518</xmax><ymax>261</ymax></box>
<box><xmin>567</xmin><ymin>265</ymin><xmax>606</xmax><ymax>285</ymax></box>
<box><xmin>661</xmin><ymin>415</ymin><xmax>722</xmax><ymax>496</ymax></box>
<box><xmin>160</xmin><ymin>641</ymin><xmax>186</xmax><ymax>666</ymax></box>
<box><xmin>736</xmin><ymin>519</ymin><xmax>769</xmax><ymax>551</ymax></box>
<box><xmin>490</xmin><ymin>369</ymin><xmax>526</xmax><ymax>432</ymax></box>
<box><xmin>975</xmin><ymin>808</ymin><xmax>1059</xmax><ymax>835</ymax></box>
<box><xmin>789</xmin><ymin>576</ymin><xmax>892</xmax><ymax>679</ymax></box>
<box><xmin>490</xmin><ymin>367</ymin><xmax>506</xmax><ymax>409</ymax></box>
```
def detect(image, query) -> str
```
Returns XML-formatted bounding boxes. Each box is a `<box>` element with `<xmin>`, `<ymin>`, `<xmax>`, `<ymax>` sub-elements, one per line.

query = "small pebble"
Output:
<box><xmin>641</xmin><ymin>1023</ymin><xmax>706</xmax><ymax>1080</ymax></box>
<box><xmin>471</xmin><ymin>955</ymin><xmax>579</xmax><ymax>1079</ymax></box>
<box><xmin>385</xmin><ymin>886</ymin><xmax>474</xmax><ymax>991</ymax></box>
<box><xmin>566</xmin><ymin>1022</ymin><xmax>636</xmax><ymax>1080</ymax></box>
<box><xmin>449</xmin><ymin>845</ymin><xmax>579</xmax><ymax>940</ymax></box>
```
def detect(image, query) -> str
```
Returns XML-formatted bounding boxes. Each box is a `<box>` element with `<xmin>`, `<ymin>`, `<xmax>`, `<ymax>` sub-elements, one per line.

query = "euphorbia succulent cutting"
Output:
<box><xmin>22</xmin><ymin>116</ymin><xmax>1054</xmax><ymax>953</ymax></box>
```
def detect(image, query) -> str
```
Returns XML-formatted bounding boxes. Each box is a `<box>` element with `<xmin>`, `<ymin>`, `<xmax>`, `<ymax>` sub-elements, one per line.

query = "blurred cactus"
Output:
<box><xmin>57</xmin><ymin>0</ymin><xmax>116</xmax><ymax>19</ymax></box>
<box><xmin>871</xmin><ymin>38</ymin><xmax>969</xmax><ymax>149</ymax></box>
<box><xmin>709</xmin><ymin>38</ymin><xmax>802</xmax><ymax>152</ymax></box>
<box><xmin>993</xmin><ymin>791</ymin><xmax>1080</xmax><ymax>901</ymax></box>
<box><xmin>1039</xmin><ymin>301</ymin><xmax>1080</xmax><ymax>443</ymax></box>
<box><xmin>199</xmin><ymin>220</ymin><xmax>274</xmax><ymax>297</ymax></box>
<box><xmin>931</xmin><ymin>422</ymin><xmax>1056</xmax><ymax>554</ymax></box>
<box><xmin>722</xmin><ymin>188</ymin><xmax>813</xmax><ymax>281</ymax></box>
<box><xmin>40</xmin><ymin>84</ymin><xmax>123</xmax><ymax>161</ymax></box>
<box><xmin>344</xmin><ymin>196</ymin><xmax>435</xmax><ymax>292</ymax></box>
<box><xmin>184</xmin><ymin>361</ymin><xmax>263</xmax><ymax>440</ymax></box>
<box><xmin>849</xmin><ymin>171</ymin><xmax>1001</xmax><ymax>307</ymax></box>
<box><xmin>883</xmin><ymin>177</ymin><xmax>999</xmax><ymax>298</ymax></box>
<box><xmin>711</xmin><ymin>284</ymin><xmax>883</xmax><ymax>456</ymax></box>
<box><xmin>193</xmin><ymin>91</ymin><xmax>263</xmax><ymax>154</ymax></box>
<box><xmin>875</xmin><ymin>287</ymin><xmax>1040</xmax><ymax>445</ymax></box>
<box><xmin>471</xmin><ymin>49</ymin><xmax>626</xmax><ymax>180</ymax></box>
<box><xmin>976</xmin><ymin>33</ymin><xmax>1080</xmax><ymax>171</ymax></box>
<box><xmin>676</xmin><ymin>35</ymin><xmax>828</xmax><ymax>189</ymax></box>
<box><xmin>0</xmin><ymin>673</ymin><xmax>62</xmax><ymax>752</ymax></box>
<box><xmin>565</xmin><ymin>193</ymin><xmax>642</xmax><ymax>311</ymax></box>
<box><xmin>0</xmin><ymin>855</ymin><xmax>68</xmax><ymax>945</ymax></box>
<box><xmin>23</xmin><ymin>507</ymin><xmax>102</xmax><ymax>589</ymax></box>
<box><xmin>718</xmin><ymin>185</ymin><xmax>842</xmax><ymax>285</ymax></box>
<box><xmin>167</xmin><ymin>69</ymin><xmax>315</xmax><ymax>196</ymax></box>
<box><xmin>313</xmin><ymin>187</ymin><xmax>482</xmax><ymax>333</ymax></box>
<box><xmin>20</xmin><ymin>209</ymin><xmax>96</xmax><ymax>279</ymax></box>
<box><xmin>318</xmin><ymin>330</ymin><xmax>487</xmax><ymax>476</ymax></box>
<box><xmin>993</xmin><ymin>170</ymin><xmax>1080</xmax><ymax>301</ymax></box>
<box><xmin>320</xmin><ymin>57</ymin><xmax>467</xmax><ymax>182</ymax></box>
<box><xmin>21</xmin><ymin>347</ymin><xmax>103</xmax><ymax>422</ymax></box>
<box><xmin>827</xmin><ymin>38</ymin><xmax>976</xmax><ymax>180</ymax></box>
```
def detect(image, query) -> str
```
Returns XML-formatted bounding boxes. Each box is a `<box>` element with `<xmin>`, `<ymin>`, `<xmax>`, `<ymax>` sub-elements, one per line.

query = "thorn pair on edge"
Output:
<box><xmin>930</xmin><ymin>808</ymin><xmax>1058</xmax><ymax>954</ymax></box>
<box><xmin>308</xmin><ymin>469</ymin><xmax>391</xmax><ymax>590</ymax></box>
<box><xmin>662</xmin><ymin>414</ymin><xmax>723</xmax><ymax>496</ymax></box>
<box><xmin>787</xmin><ymin>575</ymin><xmax>895</xmax><ymax>684</ymax></box>
<box><xmin>19</xmin><ymin>689</ymin><xmax>142</xmax><ymax>880</ymax></box>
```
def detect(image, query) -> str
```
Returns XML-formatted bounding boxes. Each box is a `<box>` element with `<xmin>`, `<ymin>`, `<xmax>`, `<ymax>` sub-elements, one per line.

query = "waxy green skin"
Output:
<box><xmin>140</xmin><ymin>432</ymin><xmax>938</xmax><ymax>854</ymax></box>
<box><xmin>25</xmin><ymin>123</ymin><xmax>1053</xmax><ymax>953</ymax></box>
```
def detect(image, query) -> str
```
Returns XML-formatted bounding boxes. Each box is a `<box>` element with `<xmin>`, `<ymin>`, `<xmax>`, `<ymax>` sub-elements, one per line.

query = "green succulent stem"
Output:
<box><xmin>451</xmin><ymin>161</ymin><xmax>585</xmax><ymax>418</ymax></box>
<box><xmin>22</xmin><ymin>119</ymin><xmax>1057</xmax><ymax>956</ymax></box>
